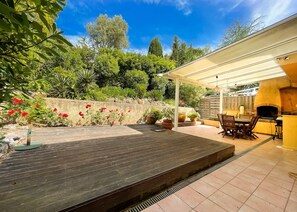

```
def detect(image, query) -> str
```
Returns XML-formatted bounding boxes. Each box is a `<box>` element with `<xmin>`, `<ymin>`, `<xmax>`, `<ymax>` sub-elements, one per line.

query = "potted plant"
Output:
<box><xmin>145</xmin><ymin>108</ymin><xmax>163</xmax><ymax>125</ymax></box>
<box><xmin>188</xmin><ymin>111</ymin><xmax>200</xmax><ymax>123</ymax></box>
<box><xmin>161</xmin><ymin>107</ymin><xmax>174</xmax><ymax>130</ymax></box>
<box><xmin>178</xmin><ymin>112</ymin><xmax>187</xmax><ymax>122</ymax></box>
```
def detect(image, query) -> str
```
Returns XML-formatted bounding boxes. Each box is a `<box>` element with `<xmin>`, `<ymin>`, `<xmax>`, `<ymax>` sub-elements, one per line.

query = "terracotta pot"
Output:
<box><xmin>178</xmin><ymin>114</ymin><xmax>186</xmax><ymax>122</ymax></box>
<box><xmin>162</xmin><ymin>119</ymin><xmax>174</xmax><ymax>130</ymax></box>
<box><xmin>146</xmin><ymin>116</ymin><xmax>157</xmax><ymax>125</ymax></box>
<box><xmin>190</xmin><ymin>117</ymin><xmax>197</xmax><ymax>122</ymax></box>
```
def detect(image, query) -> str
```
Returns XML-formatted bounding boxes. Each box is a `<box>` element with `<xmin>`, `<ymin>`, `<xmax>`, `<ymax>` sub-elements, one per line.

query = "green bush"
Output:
<box><xmin>135</xmin><ymin>84</ymin><xmax>147</xmax><ymax>98</ymax></box>
<box><xmin>163</xmin><ymin>99</ymin><xmax>175</xmax><ymax>106</ymax></box>
<box><xmin>146</xmin><ymin>90</ymin><xmax>163</xmax><ymax>101</ymax></box>
<box><xmin>123</xmin><ymin>88</ymin><xmax>137</xmax><ymax>99</ymax></box>
<box><xmin>85</xmin><ymin>88</ymin><xmax>108</xmax><ymax>101</ymax></box>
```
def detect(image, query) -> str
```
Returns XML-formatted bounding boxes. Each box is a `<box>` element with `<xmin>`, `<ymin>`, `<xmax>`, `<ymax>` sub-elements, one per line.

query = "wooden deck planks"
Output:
<box><xmin>0</xmin><ymin>125</ymin><xmax>234</xmax><ymax>211</ymax></box>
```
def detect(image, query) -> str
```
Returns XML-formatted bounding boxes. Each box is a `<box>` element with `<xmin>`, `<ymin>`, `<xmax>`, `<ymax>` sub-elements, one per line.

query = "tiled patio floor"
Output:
<box><xmin>143</xmin><ymin>126</ymin><xmax>297</xmax><ymax>212</ymax></box>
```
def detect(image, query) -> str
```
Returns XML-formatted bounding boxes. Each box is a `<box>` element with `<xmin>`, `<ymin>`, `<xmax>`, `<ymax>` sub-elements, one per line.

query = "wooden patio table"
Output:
<box><xmin>235</xmin><ymin>118</ymin><xmax>250</xmax><ymax>139</ymax></box>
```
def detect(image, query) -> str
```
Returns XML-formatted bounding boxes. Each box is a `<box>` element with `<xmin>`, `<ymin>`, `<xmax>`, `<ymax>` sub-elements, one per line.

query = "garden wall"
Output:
<box><xmin>45</xmin><ymin>98</ymin><xmax>195</xmax><ymax>125</ymax></box>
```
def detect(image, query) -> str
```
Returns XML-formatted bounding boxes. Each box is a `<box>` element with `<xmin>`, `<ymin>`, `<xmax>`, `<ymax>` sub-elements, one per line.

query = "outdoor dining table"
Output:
<box><xmin>235</xmin><ymin>118</ymin><xmax>250</xmax><ymax>139</ymax></box>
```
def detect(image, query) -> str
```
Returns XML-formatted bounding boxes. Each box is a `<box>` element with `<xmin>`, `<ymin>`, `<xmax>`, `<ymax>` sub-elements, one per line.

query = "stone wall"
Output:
<box><xmin>45</xmin><ymin>98</ymin><xmax>195</xmax><ymax>125</ymax></box>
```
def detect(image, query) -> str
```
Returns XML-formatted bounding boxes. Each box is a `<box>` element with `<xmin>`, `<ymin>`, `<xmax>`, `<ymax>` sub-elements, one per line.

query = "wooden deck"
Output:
<box><xmin>0</xmin><ymin>125</ymin><xmax>234</xmax><ymax>211</ymax></box>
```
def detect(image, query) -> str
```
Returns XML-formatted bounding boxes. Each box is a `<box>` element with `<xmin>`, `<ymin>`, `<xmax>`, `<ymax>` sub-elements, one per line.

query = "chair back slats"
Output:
<box><xmin>222</xmin><ymin>115</ymin><xmax>236</xmax><ymax>128</ymax></box>
<box><xmin>246</xmin><ymin>116</ymin><xmax>260</xmax><ymax>132</ymax></box>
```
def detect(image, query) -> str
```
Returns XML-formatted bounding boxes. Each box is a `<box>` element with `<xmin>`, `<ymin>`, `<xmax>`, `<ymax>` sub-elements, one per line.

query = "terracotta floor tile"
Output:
<box><xmin>238</xmin><ymin>204</ymin><xmax>257</xmax><ymax>212</ymax></box>
<box><xmin>158</xmin><ymin>194</ymin><xmax>191</xmax><ymax>212</ymax></box>
<box><xmin>229</xmin><ymin>177</ymin><xmax>258</xmax><ymax>194</ymax></box>
<box><xmin>245</xmin><ymin>195</ymin><xmax>283</xmax><ymax>212</ymax></box>
<box><xmin>210</xmin><ymin>169</ymin><xmax>235</xmax><ymax>183</ymax></box>
<box><xmin>236</xmin><ymin>172</ymin><xmax>262</xmax><ymax>186</ymax></box>
<box><xmin>220</xmin><ymin>183</ymin><xmax>250</xmax><ymax>203</ymax></box>
<box><xmin>209</xmin><ymin>190</ymin><xmax>243</xmax><ymax>212</ymax></box>
<box><xmin>176</xmin><ymin>186</ymin><xmax>206</xmax><ymax>208</ymax></box>
<box><xmin>264</xmin><ymin>175</ymin><xmax>294</xmax><ymax>190</ymax></box>
<box><xmin>189</xmin><ymin>180</ymin><xmax>217</xmax><ymax>198</ymax></box>
<box><xmin>285</xmin><ymin>199</ymin><xmax>297</xmax><ymax>212</ymax></box>
<box><xmin>269</xmin><ymin>168</ymin><xmax>295</xmax><ymax>183</ymax></box>
<box><xmin>210</xmin><ymin>169</ymin><xmax>234</xmax><ymax>183</ymax></box>
<box><xmin>293</xmin><ymin>182</ymin><xmax>297</xmax><ymax>192</ymax></box>
<box><xmin>248</xmin><ymin>164</ymin><xmax>274</xmax><ymax>175</ymax></box>
<box><xmin>241</xmin><ymin>168</ymin><xmax>267</xmax><ymax>181</ymax></box>
<box><xmin>289</xmin><ymin>190</ymin><xmax>297</xmax><ymax>202</ymax></box>
<box><xmin>218</xmin><ymin>165</ymin><xmax>243</xmax><ymax>177</ymax></box>
<box><xmin>259</xmin><ymin>180</ymin><xmax>291</xmax><ymax>198</ymax></box>
<box><xmin>194</xmin><ymin>199</ymin><xmax>226</xmax><ymax>212</ymax></box>
<box><xmin>253</xmin><ymin>187</ymin><xmax>288</xmax><ymax>209</ymax></box>
<box><xmin>142</xmin><ymin>204</ymin><xmax>164</xmax><ymax>212</ymax></box>
<box><xmin>201</xmin><ymin>174</ymin><xmax>226</xmax><ymax>189</ymax></box>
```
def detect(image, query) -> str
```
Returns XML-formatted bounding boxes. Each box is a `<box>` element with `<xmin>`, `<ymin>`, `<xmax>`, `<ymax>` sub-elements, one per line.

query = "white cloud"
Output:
<box><xmin>125</xmin><ymin>47</ymin><xmax>148</xmax><ymax>55</ymax></box>
<box><xmin>136</xmin><ymin>0</ymin><xmax>192</xmax><ymax>15</ymax></box>
<box><xmin>64</xmin><ymin>35</ymin><xmax>84</xmax><ymax>46</ymax></box>
<box><xmin>246</xmin><ymin>0</ymin><xmax>297</xmax><ymax>26</ymax></box>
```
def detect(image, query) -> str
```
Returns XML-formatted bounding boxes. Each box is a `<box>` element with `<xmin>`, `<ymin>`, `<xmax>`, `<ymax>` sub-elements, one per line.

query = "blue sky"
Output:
<box><xmin>57</xmin><ymin>0</ymin><xmax>297</xmax><ymax>54</ymax></box>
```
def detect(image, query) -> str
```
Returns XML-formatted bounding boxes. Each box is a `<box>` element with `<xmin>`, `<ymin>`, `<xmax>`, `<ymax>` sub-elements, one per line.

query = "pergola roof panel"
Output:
<box><xmin>164</xmin><ymin>14</ymin><xmax>297</xmax><ymax>89</ymax></box>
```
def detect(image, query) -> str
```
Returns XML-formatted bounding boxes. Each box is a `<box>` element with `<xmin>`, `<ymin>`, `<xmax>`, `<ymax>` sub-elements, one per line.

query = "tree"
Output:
<box><xmin>86</xmin><ymin>14</ymin><xmax>129</xmax><ymax>49</ymax></box>
<box><xmin>178</xmin><ymin>42</ymin><xmax>187</xmax><ymax>66</ymax></box>
<box><xmin>124</xmin><ymin>70</ymin><xmax>148</xmax><ymax>98</ymax></box>
<box><xmin>0</xmin><ymin>0</ymin><xmax>71</xmax><ymax>102</ymax></box>
<box><xmin>219</xmin><ymin>18</ymin><xmax>263</xmax><ymax>47</ymax></box>
<box><xmin>148</xmin><ymin>37</ymin><xmax>163</xmax><ymax>57</ymax></box>
<box><xmin>170</xmin><ymin>36</ymin><xmax>179</xmax><ymax>62</ymax></box>
<box><xmin>93</xmin><ymin>53</ymin><xmax>120</xmax><ymax>87</ymax></box>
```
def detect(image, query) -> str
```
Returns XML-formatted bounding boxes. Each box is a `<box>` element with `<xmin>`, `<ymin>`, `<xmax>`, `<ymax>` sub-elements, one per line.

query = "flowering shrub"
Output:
<box><xmin>1</xmin><ymin>96</ymin><xmax>71</xmax><ymax>127</ymax></box>
<box><xmin>1</xmin><ymin>97</ymin><xmax>130</xmax><ymax>127</ymax></box>
<box><xmin>76</xmin><ymin>104</ymin><xmax>130</xmax><ymax>127</ymax></box>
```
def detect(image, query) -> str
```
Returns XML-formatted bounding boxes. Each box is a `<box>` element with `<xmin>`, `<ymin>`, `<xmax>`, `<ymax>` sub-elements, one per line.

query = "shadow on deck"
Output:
<box><xmin>0</xmin><ymin>125</ymin><xmax>234</xmax><ymax>211</ymax></box>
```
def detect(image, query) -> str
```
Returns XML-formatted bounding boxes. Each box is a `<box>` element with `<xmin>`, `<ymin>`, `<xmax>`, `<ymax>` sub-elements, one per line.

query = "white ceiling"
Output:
<box><xmin>164</xmin><ymin>14</ymin><xmax>297</xmax><ymax>89</ymax></box>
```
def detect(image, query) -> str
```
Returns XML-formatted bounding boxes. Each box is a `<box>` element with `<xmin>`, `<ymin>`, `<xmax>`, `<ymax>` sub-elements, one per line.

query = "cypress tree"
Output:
<box><xmin>148</xmin><ymin>37</ymin><xmax>163</xmax><ymax>57</ymax></box>
<box><xmin>170</xmin><ymin>35</ymin><xmax>179</xmax><ymax>62</ymax></box>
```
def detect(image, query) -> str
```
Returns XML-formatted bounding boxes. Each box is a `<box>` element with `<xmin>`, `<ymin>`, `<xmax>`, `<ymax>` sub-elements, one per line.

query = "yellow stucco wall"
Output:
<box><xmin>283</xmin><ymin>115</ymin><xmax>297</xmax><ymax>150</ymax></box>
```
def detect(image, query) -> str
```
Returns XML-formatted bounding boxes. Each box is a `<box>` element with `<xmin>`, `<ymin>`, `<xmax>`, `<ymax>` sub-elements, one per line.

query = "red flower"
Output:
<box><xmin>106</xmin><ymin>116</ymin><xmax>110</xmax><ymax>119</ymax></box>
<box><xmin>111</xmin><ymin>121</ymin><xmax>114</xmax><ymax>125</ymax></box>
<box><xmin>58</xmin><ymin>113</ymin><xmax>62</xmax><ymax>117</ymax></box>
<box><xmin>79</xmin><ymin>111</ymin><xmax>84</xmax><ymax>117</ymax></box>
<box><xmin>53</xmin><ymin>108</ymin><xmax>57</xmax><ymax>112</ymax></box>
<box><xmin>35</xmin><ymin>104</ymin><xmax>40</xmax><ymax>108</ymax></box>
<box><xmin>86</xmin><ymin>104</ymin><xmax>91</xmax><ymax>109</ymax></box>
<box><xmin>63</xmin><ymin>113</ymin><xmax>68</xmax><ymax>118</ymax></box>
<box><xmin>109</xmin><ymin>110</ymin><xmax>113</xmax><ymax>112</ymax></box>
<box><xmin>128</xmin><ymin>110</ymin><xmax>131</xmax><ymax>112</ymax></box>
<box><xmin>118</xmin><ymin>119</ymin><xmax>121</xmax><ymax>122</ymax></box>
<box><xmin>21</xmin><ymin>112</ymin><xmax>28</xmax><ymax>117</ymax></box>
<box><xmin>12</xmin><ymin>97</ymin><xmax>24</xmax><ymax>105</ymax></box>
<box><xmin>16</xmin><ymin>108</ymin><xmax>21</xmax><ymax>113</ymax></box>
<box><xmin>121</xmin><ymin>113</ymin><xmax>124</xmax><ymax>116</ymax></box>
<box><xmin>8</xmin><ymin>110</ymin><xmax>15</xmax><ymax>115</ymax></box>
<box><xmin>100</xmin><ymin>107</ymin><xmax>107</xmax><ymax>112</ymax></box>
<box><xmin>116</xmin><ymin>109</ymin><xmax>118</xmax><ymax>111</ymax></box>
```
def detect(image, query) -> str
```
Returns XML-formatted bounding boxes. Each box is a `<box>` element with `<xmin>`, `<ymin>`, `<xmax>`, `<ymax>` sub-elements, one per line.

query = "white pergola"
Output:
<box><xmin>162</xmin><ymin>14</ymin><xmax>297</xmax><ymax>131</ymax></box>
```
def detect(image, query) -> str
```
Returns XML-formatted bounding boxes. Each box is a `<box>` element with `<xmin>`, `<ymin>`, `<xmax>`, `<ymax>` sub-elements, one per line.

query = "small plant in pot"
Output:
<box><xmin>145</xmin><ymin>108</ymin><xmax>163</xmax><ymax>125</ymax></box>
<box><xmin>178</xmin><ymin>112</ymin><xmax>187</xmax><ymax>122</ymax></box>
<box><xmin>161</xmin><ymin>107</ymin><xmax>174</xmax><ymax>130</ymax></box>
<box><xmin>187</xmin><ymin>111</ymin><xmax>200</xmax><ymax>123</ymax></box>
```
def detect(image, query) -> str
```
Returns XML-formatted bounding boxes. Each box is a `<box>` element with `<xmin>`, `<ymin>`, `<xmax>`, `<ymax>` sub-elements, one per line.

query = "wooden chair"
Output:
<box><xmin>245</xmin><ymin>116</ymin><xmax>260</xmax><ymax>140</ymax></box>
<box><xmin>221</xmin><ymin>115</ymin><xmax>239</xmax><ymax>139</ymax></box>
<box><xmin>217</xmin><ymin>113</ymin><xmax>225</xmax><ymax>134</ymax></box>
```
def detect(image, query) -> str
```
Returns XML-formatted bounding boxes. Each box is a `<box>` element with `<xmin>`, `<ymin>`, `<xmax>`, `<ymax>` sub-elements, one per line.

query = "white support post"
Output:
<box><xmin>174</xmin><ymin>78</ymin><xmax>180</xmax><ymax>131</ymax></box>
<box><xmin>219</xmin><ymin>89</ymin><xmax>223</xmax><ymax>114</ymax></box>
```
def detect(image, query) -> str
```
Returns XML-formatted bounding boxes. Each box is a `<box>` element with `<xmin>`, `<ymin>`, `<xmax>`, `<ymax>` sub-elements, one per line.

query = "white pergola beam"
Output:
<box><xmin>174</xmin><ymin>78</ymin><xmax>180</xmax><ymax>131</ymax></box>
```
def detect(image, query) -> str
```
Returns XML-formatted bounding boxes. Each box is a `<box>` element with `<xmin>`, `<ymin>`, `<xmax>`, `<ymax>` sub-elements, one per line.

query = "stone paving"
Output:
<box><xmin>143</xmin><ymin>126</ymin><xmax>297</xmax><ymax>212</ymax></box>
